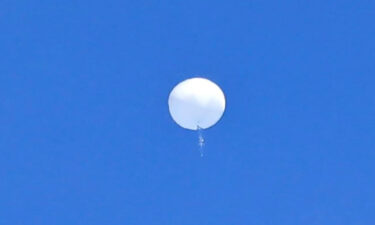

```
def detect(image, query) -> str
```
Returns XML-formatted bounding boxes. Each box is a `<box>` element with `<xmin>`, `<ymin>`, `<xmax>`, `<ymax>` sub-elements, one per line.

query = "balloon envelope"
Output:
<box><xmin>168</xmin><ymin>77</ymin><xmax>226</xmax><ymax>130</ymax></box>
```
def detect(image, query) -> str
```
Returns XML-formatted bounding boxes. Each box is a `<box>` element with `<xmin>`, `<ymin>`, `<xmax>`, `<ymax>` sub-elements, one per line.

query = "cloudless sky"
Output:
<box><xmin>1</xmin><ymin>0</ymin><xmax>375</xmax><ymax>224</ymax></box>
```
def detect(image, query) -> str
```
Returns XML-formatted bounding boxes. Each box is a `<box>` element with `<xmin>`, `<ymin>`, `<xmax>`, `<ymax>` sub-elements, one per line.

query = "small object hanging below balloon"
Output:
<box><xmin>168</xmin><ymin>77</ymin><xmax>226</xmax><ymax>156</ymax></box>
<box><xmin>197</xmin><ymin>126</ymin><xmax>204</xmax><ymax>157</ymax></box>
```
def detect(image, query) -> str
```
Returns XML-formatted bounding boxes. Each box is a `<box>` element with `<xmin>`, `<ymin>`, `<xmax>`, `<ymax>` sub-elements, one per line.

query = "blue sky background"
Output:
<box><xmin>1</xmin><ymin>1</ymin><xmax>375</xmax><ymax>224</ymax></box>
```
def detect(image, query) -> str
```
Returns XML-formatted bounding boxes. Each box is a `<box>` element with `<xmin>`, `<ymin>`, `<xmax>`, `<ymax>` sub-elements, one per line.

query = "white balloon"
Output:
<box><xmin>168</xmin><ymin>77</ymin><xmax>226</xmax><ymax>130</ymax></box>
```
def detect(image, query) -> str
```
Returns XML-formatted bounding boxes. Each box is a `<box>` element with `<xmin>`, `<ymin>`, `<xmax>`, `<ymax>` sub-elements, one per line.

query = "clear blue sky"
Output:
<box><xmin>1</xmin><ymin>1</ymin><xmax>374</xmax><ymax>224</ymax></box>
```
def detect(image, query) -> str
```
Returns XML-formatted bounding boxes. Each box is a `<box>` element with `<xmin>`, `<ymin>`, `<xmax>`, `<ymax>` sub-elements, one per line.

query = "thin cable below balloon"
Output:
<box><xmin>197</xmin><ymin>126</ymin><xmax>204</xmax><ymax>157</ymax></box>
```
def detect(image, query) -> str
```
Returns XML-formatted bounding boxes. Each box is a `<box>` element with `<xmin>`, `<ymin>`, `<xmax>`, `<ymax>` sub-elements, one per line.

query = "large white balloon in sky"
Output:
<box><xmin>168</xmin><ymin>77</ymin><xmax>226</xmax><ymax>130</ymax></box>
